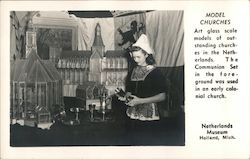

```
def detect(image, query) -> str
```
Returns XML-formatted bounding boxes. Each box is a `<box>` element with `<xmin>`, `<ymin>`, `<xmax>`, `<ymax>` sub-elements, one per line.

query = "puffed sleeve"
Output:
<box><xmin>125</xmin><ymin>70</ymin><xmax>133</xmax><ymax>93</ymax></box>
<box><xmin>150</xmin><ymin>68</ymin><xmax>167</xmax><ymax>95</ymax></box>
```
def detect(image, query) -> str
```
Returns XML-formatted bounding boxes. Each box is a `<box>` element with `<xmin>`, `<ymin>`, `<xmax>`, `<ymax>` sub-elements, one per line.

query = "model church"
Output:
<box><xmin>56</xmin><ymin>23</ymin><xmax>128</xmax><ymax>97</ymax></box>
<box><xmin>10</xmin><ymin>20</ymin><xmax>129</xmax><ymax>128</ymax></box>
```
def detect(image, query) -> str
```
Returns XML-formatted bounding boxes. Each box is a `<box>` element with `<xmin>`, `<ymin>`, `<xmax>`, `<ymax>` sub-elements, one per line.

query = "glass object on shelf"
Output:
<box><xmin>69</xmin><ymin>107</ymin><xmax>84</xmax><ymax>125</ymax></box>
<box><xmin>89</xmin><ymin>104</ymin><xmax>96</xmax><ymax>122</ymax></box>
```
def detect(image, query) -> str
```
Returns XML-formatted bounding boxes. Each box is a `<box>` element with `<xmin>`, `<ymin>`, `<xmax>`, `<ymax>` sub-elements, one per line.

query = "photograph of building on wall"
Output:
<box><xmin>10</xmin><ymin>10</ymin><xmax>184</xmax><ymax>146</ymax></box>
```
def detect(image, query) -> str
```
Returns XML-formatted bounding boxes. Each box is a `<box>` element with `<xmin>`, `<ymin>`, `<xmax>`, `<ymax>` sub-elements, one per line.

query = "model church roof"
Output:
<box><xmin>11</xmin><ymin>49</ymin><xmax>61</xmax><ymax>82</ymax></box>
<box><xmin>60</xmin><ymin>50</ymin><xmax>92</xmax><ymax>58</ymax></box>
<box><xmin>105</xmin><ymin>50</ymin><xmax>127</xmax><ymax>58</ymax></box>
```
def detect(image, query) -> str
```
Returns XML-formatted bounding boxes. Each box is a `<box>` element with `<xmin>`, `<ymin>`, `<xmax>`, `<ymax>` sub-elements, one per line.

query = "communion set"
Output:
<box><xmin>63</xmin><ymin>92</ymin><xmax>113</xmax><ymax>126</ymax></box>
<box><xmin>88</xmin><ymin>92</ymin><xmax>111</xmax><ymax>122</ymax></box>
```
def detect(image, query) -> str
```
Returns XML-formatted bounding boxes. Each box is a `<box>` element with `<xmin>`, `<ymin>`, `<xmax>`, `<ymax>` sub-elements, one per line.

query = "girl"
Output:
<box><xmin>118</xmin><ymin>34</ymin><xmax>166</xmax><ymax>121</ymax></box>
<box><xmin>117</xmin><ymin>34</ymin><xmax>167</xmax><ymax>144</ymax></box>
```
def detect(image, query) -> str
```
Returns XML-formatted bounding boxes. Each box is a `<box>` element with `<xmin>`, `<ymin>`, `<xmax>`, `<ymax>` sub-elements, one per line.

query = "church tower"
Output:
<box><xmin>89</xmin><ymin>23</ymin><xmax>105</xmax><ymax>83</ymax></box>
<box><xmin>25</xmin><ymin>20</ymin><xmax>37</xmax><ymax>58</ymax></box>
<box><xmin>91</xmin><ymin>23</ymin><xmax>105</xmax><ymax>57</ymax></box>
<box><xmin>25</xmin><ymin>31</ymin><xmax>37</xmax><ymax>58</ymax></box>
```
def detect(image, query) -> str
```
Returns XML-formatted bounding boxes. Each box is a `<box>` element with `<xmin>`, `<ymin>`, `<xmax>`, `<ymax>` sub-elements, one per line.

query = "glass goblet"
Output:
<box><xmin>89</xmin><ymin>104</ymin><xmax>95</xmax><ymax>121</ymax></box>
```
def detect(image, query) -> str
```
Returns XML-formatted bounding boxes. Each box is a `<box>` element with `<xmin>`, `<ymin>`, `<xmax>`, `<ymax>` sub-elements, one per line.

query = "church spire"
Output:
<box><xmin>92</xmin><ymin>23</ymin><xmax>104</xmax><ymax>47</ymax></box>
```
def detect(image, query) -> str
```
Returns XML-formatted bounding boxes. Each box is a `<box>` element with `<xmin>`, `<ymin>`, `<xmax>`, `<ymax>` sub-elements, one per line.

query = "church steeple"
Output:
<box><xmin>92</xmin><ymin>23</ymin><xmax>104</xmax><ymax>47</ymax></box>
<box><xmin>89</xmin><ymin>23</ymin><xmax>105</xmax><ymax>83</ymax></box>
<box><xmin>91</xmin><ymin>23</ymin><xmax>105</xmax><ymax>58</ymax></box>
<box><xmin>26</xmin><ymin>31</ymin><xmax>37</xmax><ymax>58</ymax></box>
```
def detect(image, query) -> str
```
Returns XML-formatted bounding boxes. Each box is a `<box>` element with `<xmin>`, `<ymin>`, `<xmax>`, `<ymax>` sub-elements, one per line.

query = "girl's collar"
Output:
<box><xmin>131</xmin><ymin>65</ymin><xmax>156</xmax><ymax>81</ymax></box>
<box><xmin>146</xmin><ymin>65</ymin><xmax>155</xmax><ymax>71</ymax></box>
<box><xmin>137</xmin><ymin>65</ymin><xmax>155</xmax><ymax>70</ymax></box>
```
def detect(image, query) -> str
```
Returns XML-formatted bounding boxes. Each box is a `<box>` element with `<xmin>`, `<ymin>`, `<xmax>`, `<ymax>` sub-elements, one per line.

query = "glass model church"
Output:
<box><xmin>10</xmin><ymin>21</ymin><xmax>128</xmax><ymax>128</ymax></box>
<box><xmin>56</xmin><ymin>23</ymin><xmax>128</xmax><ymax>97</ymax></box>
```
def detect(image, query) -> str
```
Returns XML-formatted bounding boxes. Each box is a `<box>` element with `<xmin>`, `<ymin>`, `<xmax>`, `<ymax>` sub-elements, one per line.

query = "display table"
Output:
<box><xmin>10</xmin><ymin>100</ymin><xmax>185</xmax><ymax>146</ymax></box>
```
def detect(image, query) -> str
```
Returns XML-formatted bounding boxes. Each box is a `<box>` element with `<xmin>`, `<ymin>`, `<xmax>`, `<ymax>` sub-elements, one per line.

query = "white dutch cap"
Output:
<box><xmin>132</xmin><ymin>34</ymin><xmax>154</xmax><ymax>54</ymax></box>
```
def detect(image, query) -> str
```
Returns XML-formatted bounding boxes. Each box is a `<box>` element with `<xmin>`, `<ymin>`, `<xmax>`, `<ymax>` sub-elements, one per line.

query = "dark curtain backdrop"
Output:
<box><xmin>159</xmin><ymin>66</ymin><xmax>184</xmax><ymax>117</ymax></box>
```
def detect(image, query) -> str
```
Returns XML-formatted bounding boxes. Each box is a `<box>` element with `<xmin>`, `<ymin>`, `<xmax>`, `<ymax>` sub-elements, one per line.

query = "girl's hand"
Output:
<box><xmin>118</xmin><ymin>96</ymin><xmax>126</xmax><ymax>102</ymax></box>
<box><xmin>120</xmin><ymin>92</ymin><xmax>132</xmax><ymax>102</ymax></box>
<box><xmin>115</xmin><ymin>88</ymin><xmax>126</xmax><ymax>101</ymax></box>
<box><xmin>125</xmin><ymin>95</ymin><xmax>142</xmax><ymax>107</ymax></box>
